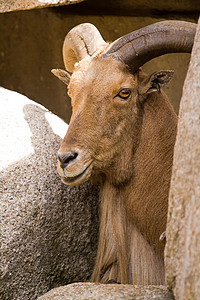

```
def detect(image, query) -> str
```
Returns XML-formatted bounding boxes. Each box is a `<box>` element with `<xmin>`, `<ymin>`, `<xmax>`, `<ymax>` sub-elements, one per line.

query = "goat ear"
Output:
<box><xmin>140</xmin><ymin>70</ymin><xmax>174</xmax><ymax>95</ymax></box>
<box><xmin>51</xmin><ymin>69</ymin><xmax>71</xmax><ymax>86</ymax></box>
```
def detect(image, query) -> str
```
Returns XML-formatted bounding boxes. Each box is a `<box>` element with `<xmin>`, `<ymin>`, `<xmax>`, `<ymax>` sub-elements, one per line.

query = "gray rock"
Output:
<box><xmin>165</xmin><ymin>17</ymin><xmax>200</xmax><ymax>299</ymax></box>
<box><xmin>0</xmin><ymin>88</ymin><xmax>99</xmax><ymax>300</ymax></box>
<box><xmin>38</xmin><ymin>282</ymin><xmax>173</xmax><ymax>300</ymax></box>
<box><xmin>0</xmin><ymin>0</ymin><xmax>85</xmax><ymax>13</ymax></box>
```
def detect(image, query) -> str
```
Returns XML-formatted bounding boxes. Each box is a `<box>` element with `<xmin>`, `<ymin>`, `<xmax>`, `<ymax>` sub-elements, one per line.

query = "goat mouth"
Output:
<box><xmin>61</xmin><ymin>162</ymin><xmax>93</xmax><ymax>186</ymax></box>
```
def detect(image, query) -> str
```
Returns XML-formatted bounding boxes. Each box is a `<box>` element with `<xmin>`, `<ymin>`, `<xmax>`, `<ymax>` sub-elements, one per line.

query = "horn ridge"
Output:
<box><xmin>103</xmin><ymin>21</ymin><xmax>197</xmax><ymax>73</ymax></box>
<box><xmin>63</xmin><ymin>23</ymin><xmax>107</xmax><ymax>72</ymax></box>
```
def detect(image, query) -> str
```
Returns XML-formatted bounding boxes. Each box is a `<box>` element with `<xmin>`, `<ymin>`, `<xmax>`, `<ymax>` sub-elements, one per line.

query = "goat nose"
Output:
<box><xmin>58</xmin><ymin>152</ymin><xmax>78</xmax><ymax>169</ymax></box>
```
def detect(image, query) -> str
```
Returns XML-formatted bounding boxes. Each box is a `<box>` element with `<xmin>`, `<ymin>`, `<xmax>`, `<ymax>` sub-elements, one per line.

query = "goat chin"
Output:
<box><xmin>60</xmin><ymin>163</ymin><xmax>93</xmax><ymax>186</ymax></box>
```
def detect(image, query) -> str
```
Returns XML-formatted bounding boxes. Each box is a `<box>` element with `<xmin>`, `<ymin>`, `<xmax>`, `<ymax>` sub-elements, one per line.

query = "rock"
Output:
<box><xmin>1</xmin><ymin>0</ymin><xmax>198</xmax><ymax>14</ymax></box>
<box><xmin>38</xmin><ymin>282</ymin><xmax>173</xmax><ymax>300</ymax></box>
<box><xmin>0</xmin><ymin>88</ymin><xmax>99</xmax><ymax>300</ymax></box>
<box><xmin>0</xmin><ymin>0</ymin><xmax>85</xmax><ymax>13</ymax></box>
<box><xmin>165</xmin><ymin>17</ymin><xmax>200</xmax><ymax>299</ymax></box>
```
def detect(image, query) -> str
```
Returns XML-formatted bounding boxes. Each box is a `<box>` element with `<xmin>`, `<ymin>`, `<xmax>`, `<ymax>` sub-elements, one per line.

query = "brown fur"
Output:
<box><xmin>91</xmin><ymin>86</ymin><xmax>177</xmax><ymax>285</ymax></box>
<box><xmin>56</xmin><ymin>54</ymin><xmax>177</xmax><ymax>285</ymax></box>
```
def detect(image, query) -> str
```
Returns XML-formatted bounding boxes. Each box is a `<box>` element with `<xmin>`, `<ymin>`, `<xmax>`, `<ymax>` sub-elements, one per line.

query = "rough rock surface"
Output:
<box><xmin>38</xmin><ymin>282</ymin><xmax>173</xmax><ymax>300</ymax></box>
<box><xmin>165</xmin><ymin>18</ymin><xmax>200</xmax><ymax>299</ymax></box>
<box><xmin>0</xmin><ymin>0</ymin><xmax>84</xmax><ymax>13</ymax></box>
<box><xmin>0</xmin><ymin>88</ymin><xmax>99</xmax><ymax>300</ymax></box>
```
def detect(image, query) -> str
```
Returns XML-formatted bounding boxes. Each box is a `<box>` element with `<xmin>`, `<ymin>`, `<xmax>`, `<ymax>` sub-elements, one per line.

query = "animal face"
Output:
<box><xmin>54</xmin><ymin>20</ymin><xmax>194</xmax><ymax>187</ymax></box>
<box><xmin>57</xmin><ymin>56</ymin><xmax>143</xmax><ymax>186</ymax></box>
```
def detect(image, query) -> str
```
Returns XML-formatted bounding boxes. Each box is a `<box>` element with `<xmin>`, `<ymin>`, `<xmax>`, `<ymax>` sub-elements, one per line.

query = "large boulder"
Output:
<box><xmin>0</xmin><ymin>88</ymin><xmax>99</xmax><ymax>300</ymax></box>
<box><xmin>165</xmin><ymin>18</ymin><xmax>200</xmax><ymax>299</ymax></box>
<box><xmin>38</xmin><ymin>282</ymin><xmax>173</xmax><ymax>299</ymax></box>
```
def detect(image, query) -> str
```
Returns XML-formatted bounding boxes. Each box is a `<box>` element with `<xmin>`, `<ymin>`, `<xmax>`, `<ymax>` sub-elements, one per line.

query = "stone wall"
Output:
<box><xmin>0</xmin><ymin>7</ymin><xmax>197</xmax><ymax>123</ymax></box>
<box><xmin>165</xmin><ymin>17</ymin><xmax>200</xmax><ymax>299</ymax></box>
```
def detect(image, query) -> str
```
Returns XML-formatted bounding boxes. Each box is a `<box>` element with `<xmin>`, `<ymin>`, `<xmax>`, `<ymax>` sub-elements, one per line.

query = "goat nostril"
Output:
<box><xmin>58</xmin><ymin>152</ymin><xmax>78</xmax><ymax>169</ymax></box>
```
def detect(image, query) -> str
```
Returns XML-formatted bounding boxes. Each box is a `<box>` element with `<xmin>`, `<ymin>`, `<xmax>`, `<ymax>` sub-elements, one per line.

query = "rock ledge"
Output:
<box><xmin>38</xmin><ymin>282</ymin><xmax>173</xmax><ymax>300</ymax></box>
<box><xmin>0</xmin><ymin>0</ymin><xmax>85</xmax><ymax>13</ymax></box>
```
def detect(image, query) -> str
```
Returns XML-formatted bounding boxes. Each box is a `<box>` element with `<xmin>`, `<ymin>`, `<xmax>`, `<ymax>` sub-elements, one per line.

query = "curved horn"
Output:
<box><xmin>63</xmin><ymin>23</ymin><xmax>107</xmax><ymax>72</ymax></box>
<box><xmin>103</xmin><ymin>21</ymin><xmax>197</xmax><ymax>73</ymax></box>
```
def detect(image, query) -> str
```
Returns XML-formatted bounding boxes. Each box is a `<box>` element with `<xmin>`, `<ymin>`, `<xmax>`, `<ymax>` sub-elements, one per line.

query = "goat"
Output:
<box><xmin>52</xmin><ymin>21</ymin><xmax>196</xmax><ymax>285</ymax></box>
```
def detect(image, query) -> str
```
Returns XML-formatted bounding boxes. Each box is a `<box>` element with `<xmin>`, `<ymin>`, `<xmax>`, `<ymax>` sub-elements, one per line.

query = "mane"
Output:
<box><xmin>91</xmin><ymin>86</ymin><xmax>177</xmax><ymax>284</ymax></box>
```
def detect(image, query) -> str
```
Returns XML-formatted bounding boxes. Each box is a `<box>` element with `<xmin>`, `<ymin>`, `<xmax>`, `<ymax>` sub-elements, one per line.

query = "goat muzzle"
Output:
<box><xmin>58</xmin><ymin>152</ymin><xmax>78</xmax><ymax>170</ymax></box>
<box><xmin>57</xmin><ymin>149</ymin><xmax>93</xmax><ymax>186</ymax></box>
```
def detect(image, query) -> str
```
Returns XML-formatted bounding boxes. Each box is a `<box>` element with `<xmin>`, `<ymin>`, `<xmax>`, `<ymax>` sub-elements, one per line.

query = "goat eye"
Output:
<box><xmin>117</xmin><ymin>88</ymin><xmax>131</xmax><ymax>100</ymax></box>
